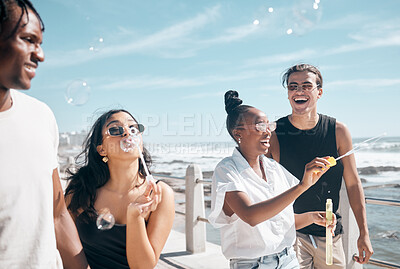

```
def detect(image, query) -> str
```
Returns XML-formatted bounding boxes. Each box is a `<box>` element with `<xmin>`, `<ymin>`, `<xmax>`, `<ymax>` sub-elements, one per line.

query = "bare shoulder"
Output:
<box><xmin>157</xmin><ymin>181</ymin><xmax>175</xmax><ymax>208</ymax></box>
<box><xmin>335</xmin><ymin>120</ymin><xmax>353</xmax><ymax>153</ymax></box>
<box><xmin>158</xmin><ymin>181</ymin><xmax>174</xmax><ymax>197</ymax></box>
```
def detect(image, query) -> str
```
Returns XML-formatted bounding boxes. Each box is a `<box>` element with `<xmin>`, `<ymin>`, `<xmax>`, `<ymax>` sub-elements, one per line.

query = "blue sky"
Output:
<box><xmin>27</xmin><ymin>0</ymin><xmax>400</xmax><ymax>142</ymax></box>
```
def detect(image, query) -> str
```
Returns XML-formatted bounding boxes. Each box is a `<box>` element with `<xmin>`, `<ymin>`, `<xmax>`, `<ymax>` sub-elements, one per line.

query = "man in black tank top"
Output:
<box><xmin>267</xmin><ymin>64</ymin><xmax>373</xmax><ymax>268</ymax></box>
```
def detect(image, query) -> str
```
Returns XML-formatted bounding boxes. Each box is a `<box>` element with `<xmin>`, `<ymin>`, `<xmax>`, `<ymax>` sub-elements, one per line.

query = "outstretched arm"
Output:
<box><xmin>224</xmin><ymin>157</ymin><xmax>331</xmax><ymax>227</ymax></box>
<box><xmin>336</xmin><ymin>122</ymin><xmax>373</xmax><ymax>264</ymax></box>
<box><xmin>53</xmin><ymin>169</ymin><xmax>89</xmax><ymax>269</ymax></box>
<box><xmin>126</xmin><ymin>181</ymin><xmax>175</xmax><ymax>269</ymax></box>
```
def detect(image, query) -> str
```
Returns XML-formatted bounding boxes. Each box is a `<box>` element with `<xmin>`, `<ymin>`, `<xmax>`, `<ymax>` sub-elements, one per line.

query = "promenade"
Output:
<box><xmin>155</xmin><ymin>183</ymin><xmax>229</xmax><ymax>269</ymax></box>
<box><xmin>156</xmin><ymin>230</ymin><xmax>228</xmax><ymax>269</ymax></box>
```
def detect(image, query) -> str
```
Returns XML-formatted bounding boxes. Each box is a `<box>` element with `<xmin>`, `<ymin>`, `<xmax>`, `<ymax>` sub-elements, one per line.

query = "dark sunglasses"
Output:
<box><xmin>105</xmin><ymin>124</ymin><xmax>145</xmax><ymax>136</ymax></box>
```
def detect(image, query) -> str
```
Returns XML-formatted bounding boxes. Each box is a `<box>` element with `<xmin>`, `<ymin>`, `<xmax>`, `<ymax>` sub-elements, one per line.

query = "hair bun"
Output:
<box><xmin>224</xmin><ymin>90</ymin><xmax>243</xmax><ymax>114</ymax></box>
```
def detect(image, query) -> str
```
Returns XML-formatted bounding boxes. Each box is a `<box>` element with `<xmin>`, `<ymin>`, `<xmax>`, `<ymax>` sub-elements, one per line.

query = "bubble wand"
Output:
<box><xmin>120</xmin><ymin>134</ymin><xmax>155</xmax><ymax>183</ymax></box>
<box><xmin>325</xmin><ymin>133</ymin><xmax>387</xmax><ymax>167</ymax></box>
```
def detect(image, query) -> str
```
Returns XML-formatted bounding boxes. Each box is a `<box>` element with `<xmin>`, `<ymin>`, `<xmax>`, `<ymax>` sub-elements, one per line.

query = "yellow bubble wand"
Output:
<box><xmin>326</xmin><ymin>133</ymin><xmax>387</xmax><ymax>167</ymax></box>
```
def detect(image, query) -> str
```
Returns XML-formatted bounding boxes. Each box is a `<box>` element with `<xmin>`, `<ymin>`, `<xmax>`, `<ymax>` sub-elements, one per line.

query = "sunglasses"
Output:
<box><xmin>287</xmin><ymin>84</ymin><xmax>319</xmax><ymax>92</ymax></box>
<box><xmin>236</xmin><ymin>122</ymin><xmax>276</xmax><ymax>133</ymax></box>
<box><xmin>255</xmin><ymin>122</ymin><xmax>276</xmax><ymax>132</ymax></box>
<box><xmin>105</xmin><ymin>124</ymin><xmax>145</xmax><ymax>137</ymax></box>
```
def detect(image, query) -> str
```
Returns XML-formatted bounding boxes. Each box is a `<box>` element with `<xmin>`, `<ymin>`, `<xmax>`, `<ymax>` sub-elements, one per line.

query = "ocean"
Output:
<box><xmin>58</xmin><ymin>136</ymin><xmax>400</xmax><ymax>266</ymax></box>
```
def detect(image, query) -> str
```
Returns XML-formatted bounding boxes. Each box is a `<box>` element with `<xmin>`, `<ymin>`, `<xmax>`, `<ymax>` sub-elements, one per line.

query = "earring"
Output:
<box><xmin>102</xmin><ymin>156</ymin><xmax>109</xmax><ymax>163</ymax></box>
<box><xmin>238</xmin><ymin>138</ymin><xmax>241</xmax><ymax>144</ymax></box>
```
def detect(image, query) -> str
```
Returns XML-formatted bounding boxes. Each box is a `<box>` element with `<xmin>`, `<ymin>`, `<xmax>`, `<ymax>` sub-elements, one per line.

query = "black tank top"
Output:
<box><xmin>75</xmin><ymin>180</ymin><xmax>160</xmax><ymax>269</ymax></box>
<box><xmin>276</xmin><ymin>114</ymin><xmax>344</xmax><ymax>236</ymax></box>
<box><xmin>76</xmin><ymin>215</ymin><xmax>129</xmax><ymax>269</ymax></box>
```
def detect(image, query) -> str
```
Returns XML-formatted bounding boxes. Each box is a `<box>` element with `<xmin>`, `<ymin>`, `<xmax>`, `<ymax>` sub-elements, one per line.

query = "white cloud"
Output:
<box><xmin>45</xmin><ymin>5</ymin><xmax>221</xmax><ymax>66</ymax></box>
<box><xmin>325</xmin><ymin>78</ymin><xmax>400</xmax><ymax>89</ymax></box>
<box><xmin>92</xmin><ymin>69</ymin><xmax>271</xmax><ymax>93</ymax></box>
<box><xmin>181</xmin><ymin>91</ymin><xmax>225</xmax><ymax>100</ymax></box>
<box><xmin>244</xmin><ymin>49</ymin><xmax>317</xmax><ymax>67</ymax></box>
<box><xmin>200</xmin><ymin>23</ymin><xmax>260</xmax><ymax>45</ymax></box>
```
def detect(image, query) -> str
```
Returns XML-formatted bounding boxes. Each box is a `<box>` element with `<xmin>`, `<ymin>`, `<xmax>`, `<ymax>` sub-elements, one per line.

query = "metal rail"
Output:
<box><xmin>352</xmin><ymin>255</ymin><xmax>400</xmax><ymax>269</ymax></box>
<box><xmin>365</xmin><ymin>197</ymin><xmax>400</xmax><ymax>207</ymax></box>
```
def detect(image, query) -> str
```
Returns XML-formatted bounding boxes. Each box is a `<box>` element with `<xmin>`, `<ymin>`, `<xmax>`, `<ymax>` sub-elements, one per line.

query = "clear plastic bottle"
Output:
<box><xmin>326</xmin><ymin>198</ymin><xmax>333</xmax><ymax>265</ymax></box>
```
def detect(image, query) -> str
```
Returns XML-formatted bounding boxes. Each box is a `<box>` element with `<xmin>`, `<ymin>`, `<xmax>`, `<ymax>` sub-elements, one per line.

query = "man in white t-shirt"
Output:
<box><xmin>0</xmin><ymin>1</ymin><xmax>88</xmax><ymax>268</ymax></box>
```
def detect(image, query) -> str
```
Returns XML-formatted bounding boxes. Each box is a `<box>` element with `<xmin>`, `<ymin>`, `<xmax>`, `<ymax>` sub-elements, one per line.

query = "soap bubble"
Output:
<box><xmin>268</xmin><ymin>7</ymin><xmax>274</xmax><ymax>13</ymax></box>
<box><xmin>120</xmin><ymin>135</ymin><xmax>141</xmax><ymax>152</ymax></box>
<box><xmin>96</xmin><ymin>208</ymin><xmax>115</xmax><ymax>230</ymax></box>
<box><xmin>65</xmin><ymin>79</ymin><xmax>91</xmax><ymax>106</ymax></box>
<box><xmin>284</xmin><ymin>0</ymin><xmax>322</xmax><ymax>36</ymax></box>
<box><xmin>88</xmin><ymin>37</ymin><xmax>105</xmax><ymax>52</ymax></box>
<box><xmin>253</xmin><ymin>19</ymin><xmax>260</xmax><ymax>25</ymax></box>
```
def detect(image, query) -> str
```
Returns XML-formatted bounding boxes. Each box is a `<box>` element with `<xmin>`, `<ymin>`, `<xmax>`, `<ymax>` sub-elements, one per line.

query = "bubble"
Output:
<box><xmin>287</xmin><ymin>28</ymin><xmax>293</xmax><ymax>35</ymax></box>
<box><xmin>120</xmin><ymin>135</ymin><xmax>141</xmax><ymax>152</ymax></box>
<box><xmin>268</xmin><ymin>7</ymin><xmax>274</xmax><ymax>13</ymax></box>
<box><xmin>284</xmin><ymin>0</ymin><xmax>322</xmax><ymax>36</ymax></box>
<box><xmin>96</xmin><ymin>208</ymin><xmax>115</xmax><ymax>230</ymax></box>
<box><xmin>88</xmin><ymin>37</ymin><xmax>105</xmax><ymax>52</ymax></box>
<box><xmin>65</xmin><ymin>79</ymin><xmax>91</xmax><ymax>106</ymax></box>
<box><xmin>253</xmin><ymin>19</ymin><xmax>260</xmax><ymax>25</ymax></box>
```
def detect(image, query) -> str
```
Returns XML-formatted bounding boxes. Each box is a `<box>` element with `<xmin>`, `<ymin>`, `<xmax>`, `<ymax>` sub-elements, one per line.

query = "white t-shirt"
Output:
<box><xmin>0</xmin><ymin>90</ymin><xmax>62</xmax><ymax>268</ymax></box>
<box><xmin>208</xmin><ymin>148</ymin><xmax>299</xmax><ymax>260</ymax></box>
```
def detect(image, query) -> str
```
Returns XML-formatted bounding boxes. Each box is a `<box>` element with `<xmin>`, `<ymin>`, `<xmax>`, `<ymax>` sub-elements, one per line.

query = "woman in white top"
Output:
<box><xmin>208</xmin><ymin>91</ymin><xmax>335</xmax><ymax>269</ymax></box>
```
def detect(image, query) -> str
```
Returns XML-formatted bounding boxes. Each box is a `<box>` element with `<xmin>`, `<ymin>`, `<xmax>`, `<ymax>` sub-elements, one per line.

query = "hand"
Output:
<box><xmin>127</xmin><ymin>180</ymin><xmax>162</xmax><ymax>218</ymax></box>
<box><xmin>311</xmin><ymin>211</ymin><xmax>337</xmax><ymax>236</ymax></box>
<box><xmin>300</xmin><ymin>157</ymin><xmax>331</xmax><ymax>189</ymax></box>
<box><xmin>354</xmin><ymin>234</ymin><xmax>373</xmax><ymax>264</ymax></box>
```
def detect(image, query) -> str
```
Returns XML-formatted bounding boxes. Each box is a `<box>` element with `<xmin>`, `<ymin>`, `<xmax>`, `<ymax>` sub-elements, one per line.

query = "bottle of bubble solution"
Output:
<box><xmin>326</xmin><ymin>198</ymin><xmax>333</xmax><ymax>265</ymax></box>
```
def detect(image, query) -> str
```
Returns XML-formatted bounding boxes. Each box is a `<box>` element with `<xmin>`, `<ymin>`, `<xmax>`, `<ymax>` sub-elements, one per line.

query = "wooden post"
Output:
<box><xmin>338</xmin><ymin>178</ymin><xmax>363</xmax><ymax>269</ymax></box>
<box><xmin>185</xmin><ymin>164</ymin><xmax>206</xmax><ymax>253</ymax></box>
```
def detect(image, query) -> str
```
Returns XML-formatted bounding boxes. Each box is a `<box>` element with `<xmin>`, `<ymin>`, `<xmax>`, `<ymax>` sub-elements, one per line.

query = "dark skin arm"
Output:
<box><xmin>53</xmin><ymin>169</ymin><xmax>90</xmax><ymax>269</ymax></box>
<box><xmin>223</xmin><ymin>157</ymin><xmax>331</xmax><ymax>227</ymax></box>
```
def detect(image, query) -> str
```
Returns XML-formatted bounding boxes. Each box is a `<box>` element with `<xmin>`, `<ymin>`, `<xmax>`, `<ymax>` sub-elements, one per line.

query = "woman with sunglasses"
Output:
<box><xmin>208</xmin><ymin>91</ymin><xmax>336</xmax><ymax>269</ymax></box>
<box><xmin>64</xmin><ymin>109</ymin><xmax>175</xmax><ymax>269</ymax></box>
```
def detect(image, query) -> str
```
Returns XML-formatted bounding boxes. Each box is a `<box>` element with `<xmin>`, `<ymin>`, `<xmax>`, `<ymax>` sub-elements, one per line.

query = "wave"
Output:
<box><xmin>355</xmin><ymin>142</ymin><xmax>400</xmax><ymax>152</ymax></box>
